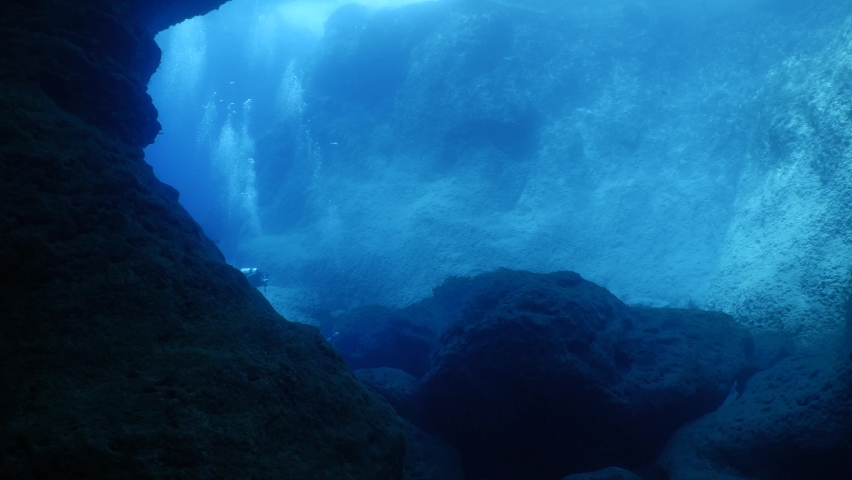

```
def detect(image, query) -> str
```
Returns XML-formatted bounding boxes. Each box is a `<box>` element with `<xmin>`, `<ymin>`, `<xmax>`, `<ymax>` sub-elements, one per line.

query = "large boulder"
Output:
<box><xmin>354</xmin><ymin>369</ymin><xmax>464</xmax><ymax>480</ymax></box>
<box><xmin>561</xmin><ymin>467</ymin><xmax>642</xmax><ymax>480</ymax></box>
<box><xmin>0</xmin><ymin>1</ymin><xmax>406</xmax><ymax>478</ymax></box>
<box><xmin>417</xmin><ymin>269</ymin><xmax>752</xmax><ymax>479</ymax></box>
<box><xmin>659</xmin><ymin>353</ymin><xmax>852</xmax><ymax>479</ymax></box>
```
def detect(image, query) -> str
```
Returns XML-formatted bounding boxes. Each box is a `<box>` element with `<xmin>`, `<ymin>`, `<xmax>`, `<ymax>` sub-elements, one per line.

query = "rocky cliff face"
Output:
<box><xmin>0</xmin><ymin>1</ymin><xmax>406</xmax><ymax>478</ymax></box>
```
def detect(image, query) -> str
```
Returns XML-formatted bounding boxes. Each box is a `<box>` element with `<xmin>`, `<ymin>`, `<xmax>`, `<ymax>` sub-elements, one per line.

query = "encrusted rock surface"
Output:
<box><xmin>0</xmin><ymin>1</ymin><xmax>406</xmax><ymax>478</ymax></box>
<box><xmin>705</xmin><ymin>18</ymin><xmax>852</xmax><ymax>348</ymax></box>
<box><xmin>128</xmin><ymin>0</ymin><xmax>232</xmax><ymax>32</ymax></box>
<box><xmin>356</xmin><ymin>367</ymin><xmax>422</xmax><ymax>421</ymax></box>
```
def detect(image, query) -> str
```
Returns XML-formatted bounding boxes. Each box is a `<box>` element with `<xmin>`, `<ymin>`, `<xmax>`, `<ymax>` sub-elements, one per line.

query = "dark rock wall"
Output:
<box><xmin>248</xmin><ymin>0</ymin><xmax>852</xmax><ymax>349</ymax></box>
<box><xmin>0</xmin><ymin>0</ymin><xmax>406</xmax><ymax>478</ymax></box>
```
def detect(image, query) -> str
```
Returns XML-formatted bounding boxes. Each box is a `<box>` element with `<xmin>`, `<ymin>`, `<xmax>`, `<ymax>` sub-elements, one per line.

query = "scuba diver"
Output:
<box><xmin>240</xmin><ymin>267</ymin><xmax>269</xmax><ymax>293</ymax></box>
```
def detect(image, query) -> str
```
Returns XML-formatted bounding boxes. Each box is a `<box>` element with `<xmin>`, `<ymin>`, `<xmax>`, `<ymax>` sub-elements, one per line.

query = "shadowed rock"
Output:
<box><xmin>417</xmin><ymin>269</ymin><xmax>751</xmax><ymax>479</ymax></box>
<box><xmin>658</xmin><ymin>353</ymin><xmax>852</xmax><ymax>480</ymax></box>
<box><xmin>356</xmin><ymin>367</ymin><xmax>423</xmax><ymax>421</ymax></box>
<box><xmin>561</xmin><ymin>466</ymin><xmax>642</xmax><ymax>480</ymax></box>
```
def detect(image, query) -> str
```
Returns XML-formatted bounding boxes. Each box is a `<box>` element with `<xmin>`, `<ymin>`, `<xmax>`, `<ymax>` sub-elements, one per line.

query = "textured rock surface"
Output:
<box><xmin>402</xmin><ymin>420</ymin><xmax>465</xmax><ymax>480</ymax></box>
<box><xmin>353</xmin><ymin>369</ymin><xmax>463</xmax><ymax>480</ymax></box>
<box><xmin>246</xmin><ymin>0</ymin><xmax>852</xmax><ymax>351</ymax></box>
<box><xmin>356</xmin><ymin>367</ymin><xmax>422</xmax><ymax>422</ymax></box>
<box><xmin>332</xmin><ymin>305</ymin><xmax>436</xmax><ymax>378</ymax></box>
<box><xmin>0</xmin><ymin>1</ymin><xmax>406</xmax><ymax>478</ymax></box>
<box><xmin>705</xmin><ymin>18</ymin><xmax>852</xmax><ymax>349</ymax></box>
<box><xmin>416</xmin><ymin>269</ymin><xmax>751</xmax><ymax>480</ymax></box>
<box><xmin>127</xmin><ymin>0</ymin><xmax>230</xmax><ymax>32</ymax></box>
<box><xmin>659</xmin><ymin>354</ymin><xmax>852</xmax><ymax>480</ymax></box>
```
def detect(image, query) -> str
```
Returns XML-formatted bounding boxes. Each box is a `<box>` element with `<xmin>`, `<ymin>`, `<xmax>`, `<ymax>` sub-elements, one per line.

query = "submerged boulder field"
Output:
<box><xmin>0</xmin><ymin>1</ymin><xmax>405</xmax><ymax>478</ymax></box>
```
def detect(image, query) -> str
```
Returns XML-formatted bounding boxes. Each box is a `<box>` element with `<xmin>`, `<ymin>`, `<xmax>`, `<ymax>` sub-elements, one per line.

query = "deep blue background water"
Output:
<box><xmin>146</xmin><ymin>0</ymin><xmax>423</xmax><ymax>259</ymax></box>
<box><xmin>144</xmin><ymin>0</ymin><xmax>852</xmax><ymax>346</ymax></box>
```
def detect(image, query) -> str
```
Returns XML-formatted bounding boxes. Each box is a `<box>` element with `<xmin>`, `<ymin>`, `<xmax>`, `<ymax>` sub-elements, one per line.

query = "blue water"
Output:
<box><xmin>144</xmin><ymin>0</ymin><xmax>852</xmax><ymax>346</ymax></box>
<box><xmin>145</xmin><ymin>0</ymin><xmax>425</xmax><ymax>259</ymax></box>
<box><xmin>145</xmin><ymin>0</ymin><xmax>323</xmax><ymax>260</ymax></box>
<box><xmin>143</xmin><ymin>2</ymin><xmax>852</xmax><ymax>476</ymax></box>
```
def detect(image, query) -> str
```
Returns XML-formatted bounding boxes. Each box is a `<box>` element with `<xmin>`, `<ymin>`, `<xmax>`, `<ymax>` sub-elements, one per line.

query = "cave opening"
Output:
<box><xmin>7</xmin><ymin>1</ymin><xmax>852</xmax><ymax>479</ymax></box>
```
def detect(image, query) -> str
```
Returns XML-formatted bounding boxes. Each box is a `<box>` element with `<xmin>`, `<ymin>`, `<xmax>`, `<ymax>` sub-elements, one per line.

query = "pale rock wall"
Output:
<box><xmin>707</xmin><ymin>21</ymin><xmax>852</xmax><ymax>349</ymax></box>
